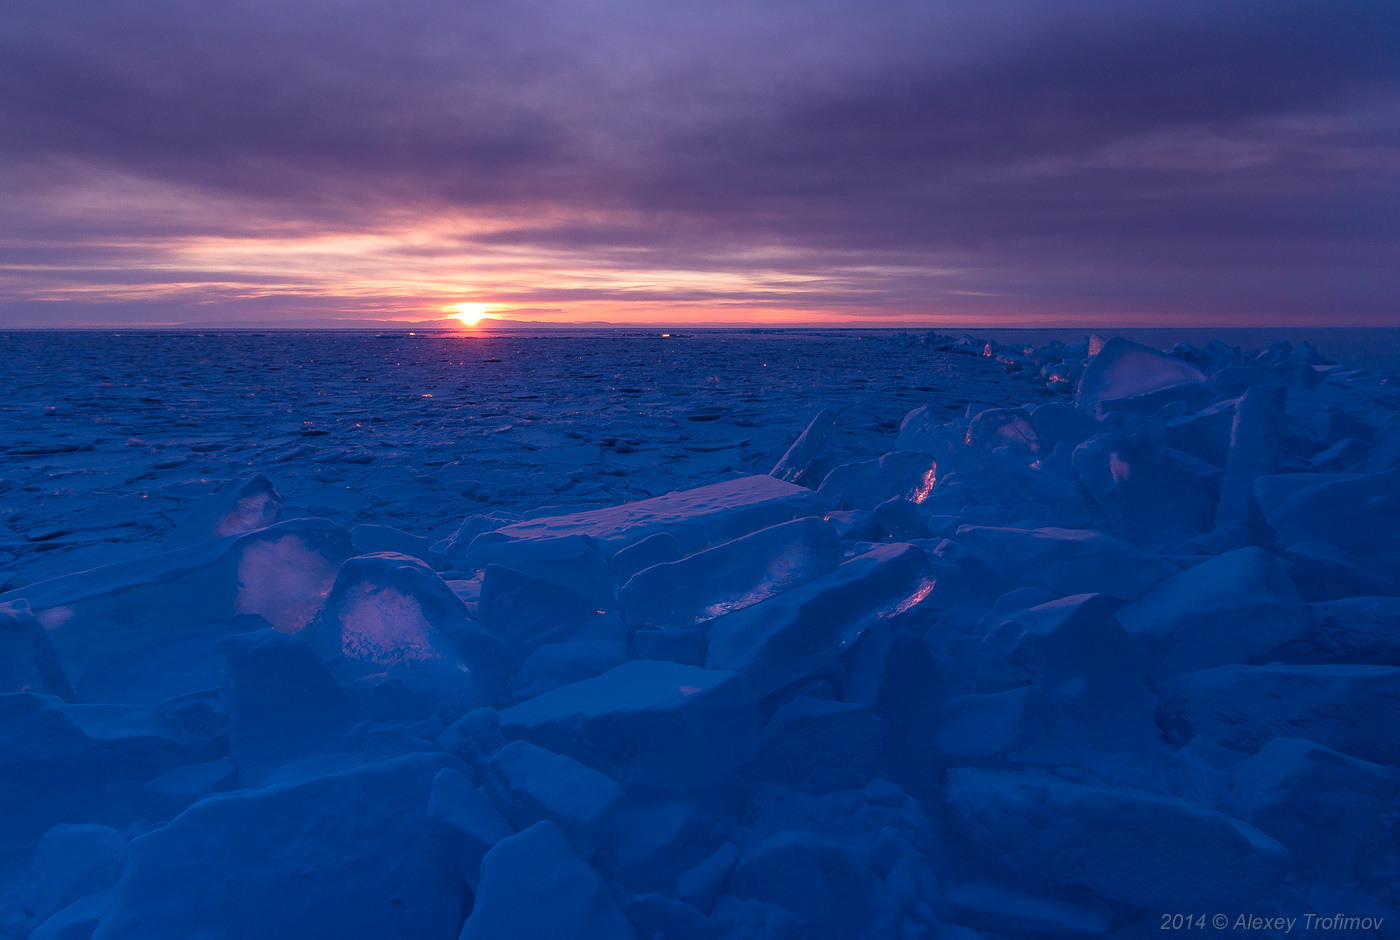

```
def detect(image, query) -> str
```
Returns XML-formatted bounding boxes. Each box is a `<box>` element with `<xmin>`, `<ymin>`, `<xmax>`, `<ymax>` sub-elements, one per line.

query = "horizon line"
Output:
<box><xmin>5</xmin><ymin>316</ymin><xmax>1400</xmax><ymax>332</ymax></box>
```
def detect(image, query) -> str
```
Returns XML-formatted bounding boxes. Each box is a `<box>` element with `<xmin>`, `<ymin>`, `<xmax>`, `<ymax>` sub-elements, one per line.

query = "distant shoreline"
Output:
<box><xmin>3</xmin><ymin>324</ymin><xmax>1399</xmax><ymax>372</ymax></box>
<box><xmin>4</xmin><ymin>323</ymin><xmax>1400</xmax><ymax>333</ymax></box>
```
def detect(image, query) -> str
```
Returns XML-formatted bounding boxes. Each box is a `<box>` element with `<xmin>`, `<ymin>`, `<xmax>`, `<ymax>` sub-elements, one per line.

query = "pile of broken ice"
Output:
<box><xmin>2</xmin><ymin>334</ymin><xmax>1398</xmax><ymax>939</ymax></box>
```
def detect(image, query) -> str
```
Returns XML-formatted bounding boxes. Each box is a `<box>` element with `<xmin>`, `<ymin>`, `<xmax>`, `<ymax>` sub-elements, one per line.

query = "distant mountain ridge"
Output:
<box><xmin>172</xmin><ymin>317</ymin><xmax>624</xmax><ymax>330</ymax></box>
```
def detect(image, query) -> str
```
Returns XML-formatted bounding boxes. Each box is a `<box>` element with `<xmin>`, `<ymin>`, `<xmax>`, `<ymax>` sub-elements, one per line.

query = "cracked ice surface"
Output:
<box><xmin>1</xmin><ymin>327</ymin><xmax>1399</xmax><ymax>940</ymax></box>
<box><xmin>0</xmin><ymin>331</ymin><xmax>1027</xmax><ymax>590</ymax></box>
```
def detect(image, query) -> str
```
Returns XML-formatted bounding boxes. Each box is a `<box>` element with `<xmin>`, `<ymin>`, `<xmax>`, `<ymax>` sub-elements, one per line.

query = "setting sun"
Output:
<box><xmin>448</xmin><ymin>302</ymin><xmax>492</xmax><ymax>325</ymax></box>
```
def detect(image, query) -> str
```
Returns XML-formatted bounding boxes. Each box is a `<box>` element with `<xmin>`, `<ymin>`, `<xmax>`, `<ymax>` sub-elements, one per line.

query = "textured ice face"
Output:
<box><xmin>617</xmin><ymin>518</ymin><xmax>842</xmax><ymax>630</ymax></box>
<box><xmin>1076</xmin><ymin>337</ymin><xmax>1208</xmax><ymax>412</ymax></box>
<box><xmin>214</xmin><ymin>490</ymin><xmax>280</xmax><ymax>538</ymax></box>
<box><xmin>337</xmin><ymin>582</ymin><xmax>444</xmax><ymax>667</ymax></box>
<box><xmin>234</xmin><ymin>534</ymin><xmax>338</xmax><ymax>633</ymax></box>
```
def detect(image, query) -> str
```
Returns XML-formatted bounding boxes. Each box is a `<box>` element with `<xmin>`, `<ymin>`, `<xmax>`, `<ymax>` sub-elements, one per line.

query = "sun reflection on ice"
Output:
<box><xmin>1109</xmin><ymin>451</ymin><xmax>1132</xmax><ymax>484</ymax></box>
<box><xmin>910</xmin><ymin>467</ymin><xmax>938</xmax><ymax>503</ymax></box>
<box><xmin>889</xmin><ymin>579</ymin><xmax>938</xmax><ymax>617</ymax></box>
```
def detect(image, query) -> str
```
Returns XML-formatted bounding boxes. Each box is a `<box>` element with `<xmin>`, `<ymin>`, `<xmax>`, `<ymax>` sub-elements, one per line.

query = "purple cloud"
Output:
<box><xmin>2</xmin><ymin>0</ymin><xmax>1397</xmax><ymax>324</ymax></box>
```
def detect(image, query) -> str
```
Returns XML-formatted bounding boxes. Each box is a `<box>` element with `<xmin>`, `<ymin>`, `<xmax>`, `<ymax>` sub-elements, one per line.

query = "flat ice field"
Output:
<box><xmin>0</xmin><ymin>331</ymin><xmax>1032</xmax><ymax>590</ymax></box>
<box><xmin>1</xmin><ymin>329</ymin><xmax>1398</xmax><ymax>939</ymax></box>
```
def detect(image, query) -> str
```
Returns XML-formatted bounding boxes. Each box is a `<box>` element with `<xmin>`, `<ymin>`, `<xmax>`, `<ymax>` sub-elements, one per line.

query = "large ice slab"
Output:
<box><xmin>895</xmin><ymin>406</ymin><xmax>961</xmax><ymax>459</ymax></box>
<box><xmin>22</xmin><ymin>824</ymin><xmax>125</xmax><ymax>927</ymax></box>
<box><xmin>751</xmin><ymin>695</ymin><xmax>883</xmax><ymax>793</ymax></box>
<box><xmin>617</xmin><ymin>518</ymin><xmax>842</xmax><ymax>630</ymax></box>
<box><xmin>966</xmin><ymin>407</ymin><xmax>1041</xmax><ymax>456</ymax></box>
<box><xmin>0</xmin><ymin>600</ymin><xmax>73</xmax><ymax>700</ymax></box>
<box><xmin>1277</xmin><ymin>597</ymin><xmax>1400</xmax><ymax>666</ymax></box>
<box><xmin>304</xmin><ymin>552</ymin><xmax>510</xmax><ymax>712</ymax></box>
<box><xmin>595</xmin><ymin>799</ymin><xmax>729</xmax><ymax>899</ymax></box>
<box><xmin>0</xmin><ymin>694</ymin><xmax>216</xmax><ymax>873</ymax></box>
<box><xmin>816</xmin><ymin>451</ymin><xmax>939</xmax><ymax>511</ymax></box>
<box><xmin>1282</xmin><ymin>540</ymin><xmax>1400</xmax><ymax>601</ymax></box>
<box><xmin>92</xmin><ymin>754</ymin><xmax>462</xmax><ymax>940</ymax></box>
<box><xmin>1072</xmin><ymin>436</ymin><xmax>1213</xmax><ymax>545</ymax></box>
<box><xmin>1215</xmin><ymin>385</ymin><xmax>1285</xmax><ymax>524</ymax></box>
<box><xmin>1</xmin><ymin>519</ymin><xmax>351</xmax><ymax>703</ymax></box>
<box><xmin>770</xmin><ymin>409</ymin><xmax>838</xmax><ymax>486</ymax></box>
<box><xmin>229</xmin><ymin>520</ymin><xmax>350</xmax><ymax>633</ymax></box>
<box><xmin>499</xmin><ymin>660</ymin><xmax>760</xmax><ymax>789</ymax></box>
<box><xmin>426</xmin><ymin>766</ymin><xmax>513</xmax><ymax>890</ymax></box>
<box><xmin>1230</xmin><ymin>737</ymin><xmax>1398</xmax><ymax>880</ymax></box>
<box><xmin>28</xmin><ymin>886</ymin><xmax>114</xmax><ymax>940</ymax></box>
<box><xmin>912</xmin><ymin>458</ymin><xmax>1090</xmax><ymax>532</ymax></box>
<box><xmin>451</xmin><ymin>533</ymin><xmax>612</xmax><ymax>607</ymax></box>
<box><xmin>1116</xmin><ymin>547</ymin><xmax>1307</xmax><ymax>680</ymax></box>
<box><xmin>1366</xmin><ymin>415</ymin><xmax>1400</xmax><ymax>472</ymax></box>
<box><xmin>946</xmin><ymin>768</ymin><xmax>1287</xmax><ymax>910</ymax></box>
<box><xmin>968</xmin><ymin>593</ymin><xmax>1156</xmax><ymax>752</ymax></box>
<box><xmin>477</xmin><ymin>565</ymin><xmax>600</xmax><ymax>654</ymax></box>
<box><xmin>461</xmin><ymin>820</ymin><xmax>635</xmax><ymax>940</ymax></box>
<box><xmin>165</xmin><ymin>474</ymin><xmax>283</xmax><ymax>547</ymax></box>
<box><xmin>1251</xmin><ymin>470</ymin><xmax>1400</xmax><ymax>557</ymax></box>
<box><xmin>608</xmin><ymin>533</ymin><xmax>683</xmax><ymax>586</ymax></box>
<box><xmin>480</xmin><ymin>475</ymin><xmax>824</xmax><ymax>555</ymax></box>
<box><xmin>1160</xmin><ymin>664</ymin><xmax>1400</xmax><ymax>764</ymax></box>
<box><xmin>706</xmin><ymin>543</ymin><xmax>935</xmax><ymax>698</ymax></box>
<box><xmin>1029</xmin><ymin>401</ymin><xmax>1099</xmax><ymax>449</ymax></box>
<box><xmin>1076</xmin><ymin>338</ymin><xmax>1209</xmax><ymax>413</ymax></box>
<box><xmin>219</xmin><ymin>630</ymin><xmax>359</xmax><ymax>784</ymax></box>
<box><xmin>953</xmin><ymin>525</ymin><xmax>1164</xmax><ymax>600</ymax></box>
<box><xmin>516</xmin><ymin>640</ymin><xmax>631</xmax><ymax>700</ymax></box>
<box><xmin>730</xmin><ymin>831</ymin><xmax>872</xmax><ymax>940</ymax></box>
<box><xmin>1164</xmin><ymin>398</ymin><xmax>1236</xmax><ymax>467</ymax></box>
<box><xmin>484</xmin><ymin>740</ymin><xmax>626</xmax><ymax>858</ymax></box>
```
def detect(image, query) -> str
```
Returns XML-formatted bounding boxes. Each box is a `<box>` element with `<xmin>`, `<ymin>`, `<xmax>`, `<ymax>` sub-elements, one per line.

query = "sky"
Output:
<box><xmin>2</xmin><ymin>0</ymin><xmax>1398</xmax><ymax>328</ymax></box>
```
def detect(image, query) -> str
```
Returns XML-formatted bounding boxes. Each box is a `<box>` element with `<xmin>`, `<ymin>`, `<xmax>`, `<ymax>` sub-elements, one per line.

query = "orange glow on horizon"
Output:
<box><xmin>6</xmin><ymin>181</ymin><xmax>992</xmax><ymax>325</ymax></box>
<box><xmin>7</xmin><ymin>172</ymin><xmax>1375</xmax><ymax>330</ymax></box>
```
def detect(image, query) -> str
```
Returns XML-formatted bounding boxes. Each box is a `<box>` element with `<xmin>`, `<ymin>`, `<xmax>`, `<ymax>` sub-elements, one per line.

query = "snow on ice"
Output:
<box><xmin>1</xmin><ymin>329</ymin><xmax>1399</xmax><ymax>937</ymax></box>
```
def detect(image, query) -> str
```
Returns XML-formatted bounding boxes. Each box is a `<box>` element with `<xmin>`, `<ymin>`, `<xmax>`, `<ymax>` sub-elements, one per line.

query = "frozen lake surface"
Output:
<box><xmin>1</xmin><ymin>327</ymin><xmax>1398</xmax><ymax>939</ymax></box>
<box><xmin>0</xmin><ymin>330</ymin><xmax>1032</xmax><ymax>589</ymax></box>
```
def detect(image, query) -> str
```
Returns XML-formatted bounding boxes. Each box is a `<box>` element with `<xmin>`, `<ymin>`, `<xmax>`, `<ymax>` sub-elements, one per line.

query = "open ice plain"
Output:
<box><xmin>0</xmin><ymin>331</ymin><xmax>1038</xmax><ymax>590</ymax></box>
<box><xmin>1</xmin><ymin>329</ymin><xmax>1398</xmax><ymax>939</ymax></box>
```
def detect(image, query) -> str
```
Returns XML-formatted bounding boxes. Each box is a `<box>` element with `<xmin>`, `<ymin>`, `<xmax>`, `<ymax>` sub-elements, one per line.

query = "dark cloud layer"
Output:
<box><xmin>2</xmin><ymin>0</ymin><xmax>1398</xmax><ymax>324</ymax></box>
